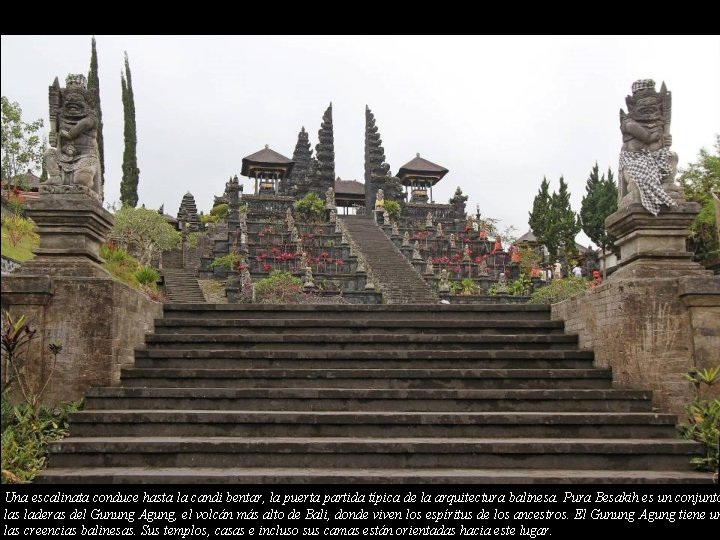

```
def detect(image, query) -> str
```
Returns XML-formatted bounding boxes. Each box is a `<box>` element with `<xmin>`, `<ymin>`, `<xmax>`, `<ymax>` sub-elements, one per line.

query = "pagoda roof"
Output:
<box><xmin>397</xmin><ymin>154</ymin><xmax>448</xmax><ymax>186</ymax></box>
<box><xmin>242</xmin><ymin>145</ymin><xmax>294</xmax><ymax>177</ymax></box>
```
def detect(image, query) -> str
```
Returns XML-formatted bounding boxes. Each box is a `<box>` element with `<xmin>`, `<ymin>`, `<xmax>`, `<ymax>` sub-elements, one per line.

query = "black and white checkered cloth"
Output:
<box><xmin>619</xmin><ymin>148</ymin><xmax>677</xmax><ymax>216</ymax></box>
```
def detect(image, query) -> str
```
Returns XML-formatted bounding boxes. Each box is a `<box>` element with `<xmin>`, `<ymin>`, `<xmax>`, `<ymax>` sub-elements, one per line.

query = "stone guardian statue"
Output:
<box><xmin>43</xmin><ymin>74</ymin><xmax>102</xmax><ymax>202</ymax></box>
<box><xmin>618</xmin><ymin>79</ymin><xmax>679</xmax><ymax>215</ymax></box>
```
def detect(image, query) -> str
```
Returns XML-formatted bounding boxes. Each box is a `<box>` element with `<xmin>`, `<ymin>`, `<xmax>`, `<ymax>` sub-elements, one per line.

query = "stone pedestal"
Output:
<box><xmin>0</xmin><ymin>192</ymin><xmax>164</xmax><ymax>406</ymax></box>
<box><xmin>605</xmin><ymin>201</ymin><xmax>707</xmax><ymax>279</ymax></box>
<box><xmin>21</xmin><ymin>194</ymin><xmax>113</xmax><ymax>277</ymax></box>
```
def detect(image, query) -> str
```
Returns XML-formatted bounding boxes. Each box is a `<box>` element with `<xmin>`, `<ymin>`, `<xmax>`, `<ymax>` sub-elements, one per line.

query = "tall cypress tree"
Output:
<box><xmin>120</xmin><ymin>52</ymin><xmax>139</xmax><ymax>207</ymax></box>
<box><xmin>528</xmin><ymin>177</ymin><xmax>553</xmax><ymax>260</ymax></box>
<box><xmin>528</xmin><ymin>176</ymin><xmax>580</xmax><ymax>263</ymax></box>
<box><xmin>550</xmin><ymin>176</ymin><xmax>581</xmax><ymax>261</ymax></box>
<box><xmin>580</xmin><ymin>163</ymin><xmax>618</xmax><ymax>274</ymax></box>
<box><xmin>87</xmin><ymin>36</ymin><xmax>105</xmax><ymax>198</ymax></box>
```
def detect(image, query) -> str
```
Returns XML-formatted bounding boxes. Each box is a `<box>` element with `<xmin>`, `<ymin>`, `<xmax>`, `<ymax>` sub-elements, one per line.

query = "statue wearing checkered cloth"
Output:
<box><xmin>618</xmin><ymin>79</ymin><xmax>680</xmax><ymax>216</ymax></box>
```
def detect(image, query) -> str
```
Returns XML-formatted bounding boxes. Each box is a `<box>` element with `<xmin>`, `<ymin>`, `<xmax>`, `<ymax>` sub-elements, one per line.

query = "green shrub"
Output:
<box><xmin>508</xmin><ymin>274</ymin><xmax>532</xmax><ymax>296</ymax></box>
<box><xmin>293</xmin><ymin>193</ymin><xmax>325</xmax><ymax>222</ymax></box>
<box><xmin>210</xmin><ymin>203</ymin><xmax>229</xmax><ymax>219</ymax></box>
<box><xmin>678</xmin><ymin>366</ymin><xmax>720</xmax><ymax>471</ymax></box>
<box><xmin>383</xmin><ymin>199</ymin><xmax>401</xmax><ymax>220</ymax></box>
<box><xmin>1</xmin><ymin>394</ymin><xmax>82</xmax><ymax>483</ymax></box>
<box><xmin>210</xmin><ymin>253</ymin><xmax>241</xmax><ymax>269</ymax></box>
<box><xmin>529</xmin><ymin>277</ymin><xmax>588</xmax><ymax>304</ymax></box>
<box><xmin>255</xmin><ymin>270</ymin><xmax>304</xmax><ymax>304</ymax></box>
<box><xmin>101</xmin><ymin>243</ymin><xmax>141</xmax><ymax>289</ymax></box>
<box><xmin>100</xmin><ymin>243</ymin><xmax>131</xmax><ymax>263</ymax></box>
<box><xmin>134</xmin><ymin>266</ymin><xmax>159</xmax><ymax>286</ymax></box>
<box><xmin>1</xmin><ymin>214</ymin><xmax>35</xmax><ymax>249</ymax></box>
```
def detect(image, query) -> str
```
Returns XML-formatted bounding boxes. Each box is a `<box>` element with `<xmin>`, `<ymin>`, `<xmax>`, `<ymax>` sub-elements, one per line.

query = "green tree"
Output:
<box><xmin>580</xmin><ymin>163</ymin><xmax>618</xmax><ymax>276</ymax></box>
<box><xmin>528</xmin><ymin>177</ymin><xmax>554</xmax><ymax>260</ymax></box>
<box><xmin>1</xmin><ymin>97</ymin><xmax>44</xmax><ymax>181</ymax></box>
<box><xmin>87</xmin><ymin>36</ymin><xmax>105</xmax><ymax>196</ymax></box>
<box><xmin>111</xmin><ymin>206</ymin><xmax>180</xmax><ymax>266</ymax></box>
<box><xmin>528</xmin><ymin>176</ymin><xmax>580</xmax><ymax>263</ymax></box>
<box><xmin>293</xmin><ymin>192</ymin><xmax>325</xmax><ymax>222</ymax></box>
<box><xmin>120</xmin><ymin>52</ymin><xmax>139</xmax><ymax>207</ymax></box>
<box><xmin>550</xmin><ymin>176</ymin><xmax>581</xmax><ymax>262</ymax></box>
<box><xmin>679</xmin><ymin>135</ymin><xmax>720</xmax><ymax>262</ymax></box>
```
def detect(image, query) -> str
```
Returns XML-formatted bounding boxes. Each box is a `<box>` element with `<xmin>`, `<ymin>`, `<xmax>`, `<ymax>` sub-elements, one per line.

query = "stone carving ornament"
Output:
<box><xmin>325</xmin><ymin>186</ymin><xmax>336</xmax><ymax>210</ymax></box>
<box><xmin>43</xmin><ymin>74</ymin><xmax>102</xmax><ymax>202</ymax></box>
<box><xmin>618</xmin><ymin>79</ymin><xmax>679</xmax><ymax>215</ymax></box>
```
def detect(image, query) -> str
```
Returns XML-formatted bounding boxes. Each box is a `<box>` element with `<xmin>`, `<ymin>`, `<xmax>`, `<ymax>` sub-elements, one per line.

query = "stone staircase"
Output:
<box><xmin>340</xmin><ymin>216</ymin><xmax>438</xmax><ymax>304</ymax></box>
<box><xmin>161</xmin><ymin>248</ymin><xmax>184</xmax><ymax>269</ymax></box>
<box><xmin>37</xmin><ymin>303</ymin><xmax>711</xmax><ymax>483</ymax></box>
<box><xmin>161</xmin><ymin>269</ymin><xmax>206</xmax><ymax>303</ymax></box>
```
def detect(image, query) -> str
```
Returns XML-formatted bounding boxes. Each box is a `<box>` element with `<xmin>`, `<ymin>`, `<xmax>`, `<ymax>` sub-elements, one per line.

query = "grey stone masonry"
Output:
<box><xmin>339</xmin><ymin>216</ymin><xmax>438</xmax><ymax>304</ymax></box>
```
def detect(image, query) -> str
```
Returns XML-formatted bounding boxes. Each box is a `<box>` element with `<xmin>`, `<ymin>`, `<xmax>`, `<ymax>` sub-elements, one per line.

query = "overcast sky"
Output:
<box><xmin>2</xmin><ymin>35</ymin><xmax>719</xmax><ymax>244</ymax></box>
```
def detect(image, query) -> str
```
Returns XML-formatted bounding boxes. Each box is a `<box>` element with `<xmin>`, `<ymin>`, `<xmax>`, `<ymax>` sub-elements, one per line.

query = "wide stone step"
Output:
<box><xmin>163</xmin><ymin>303</ymin><xmax>552</xmax><ymax>321</ymax></box>
<box><xmin>84</xmin><ymin>387</ymin><xmax>653</xmax><ymax>412</ymax></box>
<box><xmin>46</xmin><ymin>437</ymin><xmax>700</xmax><ymax>470</ymax></box>
<box><xmin>35</xmin><ymin>467</ymin><xmax>715</xmax><ymax>484</ymax></box>
<box><xmin>133</xmin><ymin>349</ymin><xmax>595</xmax><ymax>370</ymax></box>
<box><xmin>153</xmin><ymin>318</ymin><xmax>566</xmax><ymax>335</ymax></box>
<box><xmin>119</xmin><ymin>367</ymin><xmax>612</xmax><ymax>389</ymax></box>
<box><xmin>143</xmin><ymin>333</ymin><xmax>580</xmax><ymax>351</ymax></box>
<box><xmin>68</xmin><ymin>410</ymin><xmax>679</xmax><ymax>439</ymax></box>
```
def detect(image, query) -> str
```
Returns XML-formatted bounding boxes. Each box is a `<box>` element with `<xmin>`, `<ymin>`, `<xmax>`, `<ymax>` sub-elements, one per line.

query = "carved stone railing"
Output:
<box><xmin>243</xmin><ymin>195</ymin><xmax>295</xmax><ymax>219</ymax></box>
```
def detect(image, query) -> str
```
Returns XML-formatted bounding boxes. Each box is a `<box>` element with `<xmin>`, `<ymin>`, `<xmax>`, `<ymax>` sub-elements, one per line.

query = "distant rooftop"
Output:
<box><xmin>335</xmin><ymin>179</ymin><xmax>364</xmax><ymax>195</ymax></box>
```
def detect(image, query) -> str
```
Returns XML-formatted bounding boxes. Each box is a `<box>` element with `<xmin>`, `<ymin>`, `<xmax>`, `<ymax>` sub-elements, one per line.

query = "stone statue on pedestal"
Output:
<box><xmin>496</xmin><ymin>272</ymin><xmax>508</xmax><ymax>294</ymax></box>
<box><xmin>618</xmin><ymin>79</ymin><xmax>680</xmax><ymax>215</ymax></box>
<box><xmin>412</xmin><ymin>241</ymin><xmax>422</xmax><ymax>260</ymax></box>
<box><xmin>43</xmin><ymin>74</ymin><xmax>102</xmax><ymax>202</ymax></box>
<box><xmin>374</xmin><ymin>189</ymin><xmax>385</xmax><ymax>210</ymax></box>
<box><xmin>439</xmin><ymin>269</ymin><xmax>450</xmax><ymax>293</ymax></box>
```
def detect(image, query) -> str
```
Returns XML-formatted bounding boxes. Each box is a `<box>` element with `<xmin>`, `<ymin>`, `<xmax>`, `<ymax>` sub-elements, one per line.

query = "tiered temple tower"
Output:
<box><xmin>308</xmin><ymin>103</ymin><xmax>335</xmax><ymax>197</ymax></box>
<box><xmin>177</xmin><ymin>191</ymin><xmax>201</xmax><ymax>232</ymax></box>
<box><xmin>364</xmin><ymin>106</ymin><xmax>403</xmax><ymax>210</ymax></box>
<box><xmin>284</xmin><ymin>126</ymin><xmax>313</xmax><ymax>196</ymax></box>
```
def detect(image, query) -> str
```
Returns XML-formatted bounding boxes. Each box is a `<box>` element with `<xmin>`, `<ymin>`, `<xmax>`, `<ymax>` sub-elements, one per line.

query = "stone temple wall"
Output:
<box><xmin>2</xmin><ymin>274</ymin><xmax>162</xmax><ymax>405</ymax></box>
<box><xmin>551</xmin><ymin>275</ymin><xmax>720</xmax><ymax>416</ymax></box>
